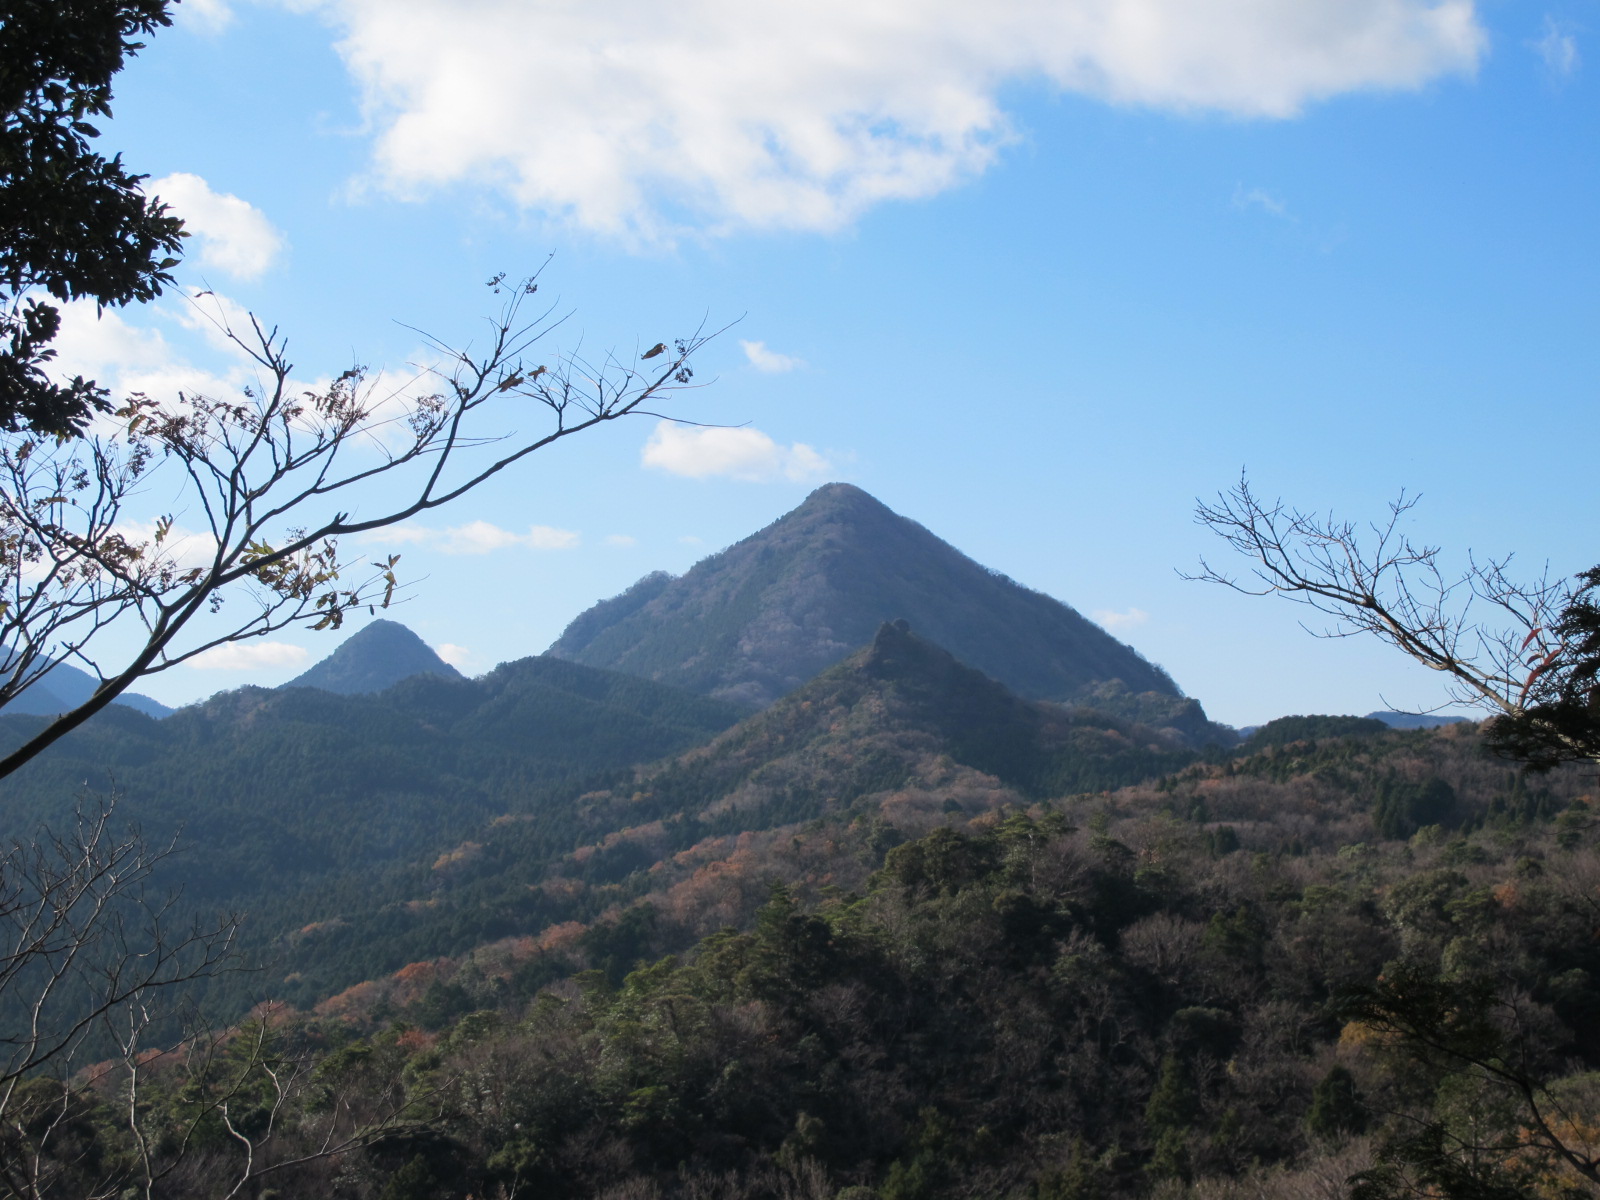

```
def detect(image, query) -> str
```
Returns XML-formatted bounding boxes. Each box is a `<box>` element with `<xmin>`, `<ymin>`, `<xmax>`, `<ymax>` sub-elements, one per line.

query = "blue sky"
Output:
<box><xmin>51</xmin><ymin>0</ymin><xmax>1597</xmax><ymax>727</ymax></box>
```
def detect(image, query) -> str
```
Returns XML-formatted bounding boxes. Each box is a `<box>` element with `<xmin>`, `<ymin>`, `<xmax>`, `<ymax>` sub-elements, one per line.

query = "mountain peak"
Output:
<box><xmin>786</xmin><ymin>481</ymin><xmax>899</xmax><ymax>528</ymax></box>
<box><xmin>283</xmin><ymin>620</ymin><xmax>462</xmax><ymax>696</ymax></box>
<box><xmin>547</xmin><ymin>486</ymin><xmax>1190</xmax><ymax>711</ymax></box>
<box><xmin>797</xmin><ymin>480</ymin><xmax>885</xmax><ymax>511</ymax></box>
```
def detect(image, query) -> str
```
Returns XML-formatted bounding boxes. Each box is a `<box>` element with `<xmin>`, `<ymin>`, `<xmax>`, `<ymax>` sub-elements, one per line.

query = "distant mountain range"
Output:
<box><xmin>0</xmin><ymin>487</ymin><xmax>1472</xmax><ymax>749</ymax></box>
<box><xmin>1235</xmin><ymin>711</ymin><xmax>1475</xmax><ymax>740</ymax></box>
<box><xmin>0</xmin><ymin>657</ymin><xmax>171</xmax><ymax>719</ymax></box>
<box><xmin>0</xmin><ymin>619</ymin><xmax>456</xmax><ymax>724</ymax></box>
<box><xmin>5</xmin><ymin>485</ymin><xmax>1225</xmax><ymax>739</ymax></box>
<box><xmin>1366</xmin><ymin>710</ymin><xmax>1471</xmax><ymax>730</ymax></box>
<box><xmin>548</xmin><ymin>483</ymin><xmax>1215</xmax><ymax>728</ymax></box>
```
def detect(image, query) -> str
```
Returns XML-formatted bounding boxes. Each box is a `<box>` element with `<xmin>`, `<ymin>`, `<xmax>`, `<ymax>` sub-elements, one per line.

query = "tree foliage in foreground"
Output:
<box><xmin>1</xmin><ymin>0</ymin><xmax>185</xmax><ymax>437</ymax></box>
<box><xmin>1486</xmin><ymin>566</ymin><xmax>1600</xmax><ymax>770</ymax></box>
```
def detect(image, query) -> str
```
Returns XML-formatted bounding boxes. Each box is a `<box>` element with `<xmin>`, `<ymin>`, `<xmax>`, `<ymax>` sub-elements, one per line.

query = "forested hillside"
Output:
<box><xmin>0</xmin><ymin>655</ymin><xmax>746</xmax><ymax>1014</ymax></box>
<box><xmin>9</xmin><ymin>704</ymin><xmax>1597</xmax><ymax>1199</ymax></box>
<box><xmin>239</xmin><ymin>621</ymin><xmax>1205</xmax><ymax>1009</ymax></box>
<box><xmin>3</xmin><ymin>613</ymin><xmax>1595</xmax><ymax>1200</ymax></box>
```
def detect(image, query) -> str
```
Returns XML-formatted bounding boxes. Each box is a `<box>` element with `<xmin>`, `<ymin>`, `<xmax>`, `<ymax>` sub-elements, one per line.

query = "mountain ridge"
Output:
<box><xmin>548</xmin><ymin>483</ymin><xmax>1202</xmax><ymax>717</ymax></box>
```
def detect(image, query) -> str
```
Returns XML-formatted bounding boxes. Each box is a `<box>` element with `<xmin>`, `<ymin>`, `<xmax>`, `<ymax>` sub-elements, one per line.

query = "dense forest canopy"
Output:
<box><xmin>0</xmin><ymin>613</ymin><xmax>1596</xmax><ymax>1197</ymax></box>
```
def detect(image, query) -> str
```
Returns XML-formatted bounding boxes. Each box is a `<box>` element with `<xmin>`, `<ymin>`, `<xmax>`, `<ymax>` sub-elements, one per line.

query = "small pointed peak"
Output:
<box><xmin>862</xmin><ymin>618</ymin><xmax>963</xmax><ymax>679</ymax></box>
<box><xmin>871</xmin><ymin>618</ymin><xmax>913</xmax><ymax>646</ymax></box>
<box><xmin>284</xmin><ymin>619</ymin><xmax>462</xmax><ymax>696</ymax></box>
<box><xmin>863</xmin><ymin>617</ymin><xmax>928</xmax><ymax>671</ymax></box>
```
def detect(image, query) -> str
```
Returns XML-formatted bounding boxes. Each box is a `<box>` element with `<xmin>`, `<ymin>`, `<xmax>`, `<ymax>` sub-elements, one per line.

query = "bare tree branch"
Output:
<box><xmin>1188</xmin><ymin>475</ymin><xmax>1598</xmax><ymax>767</ymax></box>
<box><xmin>0</xmin><ymin>271</ymin><xmax>722</xmax><ymax>779</ymax></box>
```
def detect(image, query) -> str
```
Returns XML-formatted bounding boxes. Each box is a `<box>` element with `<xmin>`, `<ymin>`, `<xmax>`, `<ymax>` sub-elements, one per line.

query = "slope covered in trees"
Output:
<box><xmin>0</xmin><ymin>654</ymin><xmax>747</xmax><ymax>1013</ymax></box>
<box><xmin>255</xmin><ymin>621</ymin><xmax>1208</xmax><ymax>1008</ymax></box>
<box><xmin>9</xmin><ymin>712</ymin><xmax>1599</xmax><ymax>1199</ymax></box>
<box><xmin>547</xmin><ymin>484</ymin><xmax>1217</xmax><ymax>734</ymax></box>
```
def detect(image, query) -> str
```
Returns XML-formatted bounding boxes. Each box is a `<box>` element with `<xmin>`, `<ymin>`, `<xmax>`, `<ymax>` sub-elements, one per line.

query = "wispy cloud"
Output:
<box><xmin>189</xmin><ymin>641</ymin><xmax>309</xmax><ymax>670</ymax></box>
<box><xmin>741</xmin><ymin>340</ymin><xmax>804</xmax><ymax>373</ymax></box>
<box><xmin>150</xmin><ymin>174</ymin><xmax>286</xmax><ymax>280</ymax></box>
<box><xmin>1232</xmin><ymin>185</ymin><xmax>1291</xmax><ymax>219</ymax></box>
<box><xmin>111</xmin><ymin>520</ymin><xmax>219</xmax><ymax>572</ymax></box>
<box><xmin>1532</xmin><ymin>16</ymin><xmax>1580</xmax><ymax>78</ymax></box>
<box><xmin>314</xmin><ymin>0</ymin><xmax>1485</xmax><ymax>240</ymax></box>
<box><xmin>604</xmin><ymin>534</ymin><xmax>638</xmax><ymax>547</ymax></box>
<box><xmin>366</xmin><ymin>520</ymin><xmax>581</xmax><ymax>554</ymax></box>
<box><xmin>1093</xmin><ymin>607</ymin><xmax>1149</xmax><ymax>632</ymax></box>
<box><xmin>642</xmin><ymin>421</ymin><xmax>831</xmax><ymax>482</ymax></box>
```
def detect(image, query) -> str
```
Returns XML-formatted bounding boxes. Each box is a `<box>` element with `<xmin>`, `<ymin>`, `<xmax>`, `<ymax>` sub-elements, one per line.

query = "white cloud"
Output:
<box><xmin>49</xmin><ymin>299</ymin><xmax>247</xmax><ymax>407</ymax></box>
<box><xmin>642</xmin><ymin>421</ymin><xmax>831</xmax><ymax>482</ymax></box>
<box><xmin>1532</xmin><ymin>16</ymin><xmax>1579</xmax><ymax>78</ymax></box>
<box><xmin>679</xmin><ymin>535</ymin><xmax>703</xmax><ymax>545</ymax></box>
<box><xmin>174</xmin><ymin>0</ymin><xmax>235</xmax><ymax>32</ymax></box>
<box><xmin>188</xmin><ymin>641</ymin><xmax>310</xmax><ymax>670</ymax></box>
<box><xmin>443</xmin><ymin>521</ymin><xmax>532</xmax><ymax>554</ymax></box>
<box><xmin>524</xmin><ymin>525</ymin><xmax>582</xmax><ymax>550</ymax></box>
<box><xmin>150</xmin><ymin>173</ymin><xmax>286</xmax><ymax>280</ymax></box>
<box><xmin>1093</xmin><ymin>607</ymin><xmax>1150</xmax><ymax>631</ymax></box>
<box><xmin>741</xmin><ymin>340</ymin><xmax>805</xmax><ymax>373</ymax></box>
<box><xmin>310</xmin><ymin>0</ymin><xmax>1485</xmax><ymax>239</ymax></box>
<box><xmin>361</xmin><ymin>520</ymin><xmax>581</xmax><ymax>553</ymax></box>
<box><xmin>435</xmin><ymin>642</ymin><xmax>473</xmax><ymax>668</ymax></box>
<box><xmin>372</xmin><ymin>524</ymin><xmax>437</xmax><ymax>546</ymax></box>
<box><xmin>1232</xmin><ymin>184</ymin><xmax>1290</xmax><ymax>218</ymax></box>
<box><xmin>50</xmin><ymin>302</ymin><xmax>176</xmax><ymax>379</ymax></box>
<box><xmin>604</xmin><ymin>534</ymin><xmax>638</xmax><ymax>547</ymax></box>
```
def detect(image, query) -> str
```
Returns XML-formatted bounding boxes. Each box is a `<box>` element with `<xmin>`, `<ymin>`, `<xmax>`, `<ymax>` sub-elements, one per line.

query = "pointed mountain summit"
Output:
<box><xmin>284</xmin><ymin>619</ymin><xmax>462</xmax><ymax>695</ymax></box>
<box><xmin>548</xmin><ymin>483</ymin><xmax>1192</xmax><ymax>712</ymax></box>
